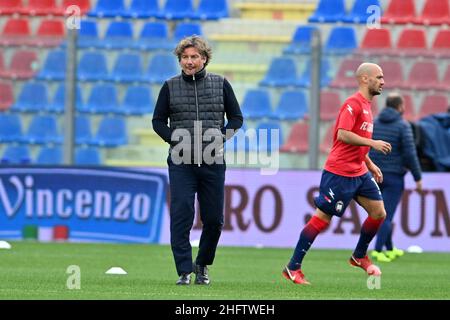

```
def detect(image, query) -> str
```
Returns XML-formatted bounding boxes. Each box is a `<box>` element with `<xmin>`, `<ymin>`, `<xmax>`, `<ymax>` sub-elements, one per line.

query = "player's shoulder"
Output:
<box><xmin>341</xmin><ymin>94</ymin><xmax>363</xmax><ymax>112</ymax></box>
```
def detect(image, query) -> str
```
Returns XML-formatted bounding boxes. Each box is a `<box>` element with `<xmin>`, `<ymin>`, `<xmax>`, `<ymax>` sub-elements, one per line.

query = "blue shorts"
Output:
<box><xmin>314</xmin><ymin>170</ymin><xmax>383</xmax><ymax>217</ymax></box>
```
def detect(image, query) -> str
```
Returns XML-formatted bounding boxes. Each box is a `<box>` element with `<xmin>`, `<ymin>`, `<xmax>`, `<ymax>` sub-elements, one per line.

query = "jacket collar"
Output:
<box><xmin>181</xmin><ymin>67</ymin><xmax>206</xmax><ymax>82</ymax></box>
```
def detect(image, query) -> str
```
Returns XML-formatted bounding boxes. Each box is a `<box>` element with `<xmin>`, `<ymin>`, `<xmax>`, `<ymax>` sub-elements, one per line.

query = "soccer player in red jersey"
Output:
<box><xmin>282</xmin><ymin>63</ymin><xmax>392</xmax><ymax>285</ymax></box>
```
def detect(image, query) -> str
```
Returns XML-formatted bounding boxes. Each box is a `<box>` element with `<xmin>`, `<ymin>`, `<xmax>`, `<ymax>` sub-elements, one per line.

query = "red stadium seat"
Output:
<box><xmin>357</xmin><ymin>28</ymin><xmax>393</xmax><ymax>56</ymax></box>
<box><xmin>29</xmin><ymin>19</ymin><xmax>65</xmax><ymax>47</ymax></box>
<box><xmin>396</xmin><ymin>28</ymin><xmax>427</xmax><ymax>56</ymax></box>
<box><xmin>417</xmin><ymin>94</ymin><xmax>448</xmax><ymax>119</ymax></box>
<box><xmin>401</xmin><ymin>93</ymin><xmax>416</xmax><ymax>122</ymax></box>
<box><xmin>280</xmin><ymin>122</ymin><xmax>309</xmax><ymax>154</ymax></box>
<box><xmin>2</xmin><ymin>50</ymin><xmax>38</xmax><ymax>79</ymax></box>
<box><xmin>0</xmin><ymin>81</ymin><xmax>14</xmax><ymax>110</ymax></box>
<box><xmin>430</xmin><ymin>29</ymin><xmax>450</xmax><ymax>58</ymax></box>
<box><xmin>414</xmin><ymin>0</ymin><xmax>450</xmax><ymax>25</ymax></box>
<box><xmin>403</xmin><ymin>61</ymin><xmax>440</xmax><ymax>90</ymax></box>
<box><xmin>381</xmin><ymin>0</ymin><xmax>416</xmax><ymax>24</ymax></box>
<box><xmin>19</xmin><ymin>0</ymin><xmax>59</xmax><ymax>15</ymax></box>
<box><xmin>0</xmin><ymin>18</ymin><xmax>31</xmax><ymax>46</ymax></box>
<box><xmin>320</xmin><ymin>91</ymin><xmax>341</xmax><ymax>121</ymax></box>
<box><xmin>0</xmin><ymin>0</ymin><xmax>23</xmax><ymax>15</ymax></box>
<box><xmin>436</xmin><ymin>64</ymin><xmax>450</xmax><ymax>91</ymax></box>
<box><xmin>319</xmin><ymin>124</ymin><xmax>334</xmax><ymax>154</ymax></box>
<box><xmin>330</xmin><ymin>58</ymin><xmax>363</xmax><ymax>88</ymax></box>
<box><xmin>378</xmin><ymin>59</ymin><xmax>405</xmax><ymax>89</ymax></box>
<box><xmin>61</xmin><ymin>0</ymin><xmax>91</xmax><ymax>15</ymax></box>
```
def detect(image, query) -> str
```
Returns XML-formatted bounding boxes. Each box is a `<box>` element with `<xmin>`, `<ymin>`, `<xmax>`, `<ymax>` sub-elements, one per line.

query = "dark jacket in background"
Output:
<box><xmin>369</xmin><ymin>107</ymin><xmax>422</xmax><ymax>181</ymax></box>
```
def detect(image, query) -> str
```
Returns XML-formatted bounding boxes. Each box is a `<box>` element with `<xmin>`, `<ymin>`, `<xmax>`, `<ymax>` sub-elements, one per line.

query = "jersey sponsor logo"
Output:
<box><xmin>360</xmin><ymin>121</ymin><xmax>373</xmax><ymax>132</ymax></box>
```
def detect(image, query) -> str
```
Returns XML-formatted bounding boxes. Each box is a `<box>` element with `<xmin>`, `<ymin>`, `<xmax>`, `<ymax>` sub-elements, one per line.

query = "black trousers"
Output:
<box><xmin>168</xmin><ymin>158</ymin><xmax>225</xmax><ymax>275</ymax></box>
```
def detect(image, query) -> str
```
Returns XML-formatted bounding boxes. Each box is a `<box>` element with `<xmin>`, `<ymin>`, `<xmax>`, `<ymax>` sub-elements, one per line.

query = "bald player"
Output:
<box><xmin>282</xmin><ymin>63</ymin><xmax>392</xmax><ymax>285</ymax></box>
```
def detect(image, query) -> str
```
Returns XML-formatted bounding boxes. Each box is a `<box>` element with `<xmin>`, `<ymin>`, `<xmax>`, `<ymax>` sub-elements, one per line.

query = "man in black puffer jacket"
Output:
<box><xmin>369</xmin><ymin>92</ymin><xmax>422</xmax><ymax>262</ymax></box>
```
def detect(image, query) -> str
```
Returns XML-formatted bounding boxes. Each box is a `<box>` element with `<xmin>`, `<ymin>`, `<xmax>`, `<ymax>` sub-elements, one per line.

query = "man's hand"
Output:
<box><xmin>415</xmin><ymin>180</ymin><xmax>423</xmax><ymax>192</ymax></box>
<box><xmin>371</xmin><ymin>140</ymin><xmax>392</xmax><ymax>155</ymax></box>
<box><xmin>368</xmin><ymin>162</ymin><xmax>383</xmax><ymax>183</ymax></box>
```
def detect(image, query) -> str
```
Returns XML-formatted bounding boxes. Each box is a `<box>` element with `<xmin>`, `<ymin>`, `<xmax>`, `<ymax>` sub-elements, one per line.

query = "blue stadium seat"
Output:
<box><xmin>241</xmin><ymin>89</ymin><xmax>272</xmax><ymax>119</ymax></box>
<box><xmin>75</xmin><ymin>115</ymin><xmax>93</xmax><ymax>145</ymax></box>
<box><xmin>91</xmin><ymin>116</ymin><xmax>128</xmax><ymax>147</ymax></box>
<box><xmin>123</xmin><ymin>0</ymin><xmax>159</xmax><ymax>18</ymax></box>
<box><xmin>77</xmin><ymin>51</ymin><xmax>109</xmax><ymax>81</ymax></box>
<box><xmin>36</xmin><ymin>50</ymin><xmax>66</xmax><ymax>80</ymax></box>
<box><xmin>271</xmin><ymin>90</ymin><xmax>308</xmax><ymax>121</ymax></box>
<box><xmin>0</xmin><ymin>114</ymin><xmax>23</xmax><ymax>143</ymax></box>
<box><xmin>174</xmin><ymin>22</ymin><xmax>203</xmax><ymax>41</ymax></box>
<box><xmin>256</xmin><ymin>121</ymin><xmax>283</xmax><ymax>153</ymax></box>
<box><xmin>308</xmin><ymin>0</ymin><xmax>346</xmax><ymax>23</ymax></box>
<box><xmin>36</xmin><ymin>146</ymin><xmax>62</xmax><ymax>165</ymax></box>
<box><xmin>297</xmin><ymin>59</ymin><xmax>332</xmax><ymax>87</ymax></box>
<box><xmin>77</xmin><ymin>20</ymin><xmax>99</xmax><ymax>48</ymax></box>
<box><xmin>259</xmin><ymin>57</ymin><xmax>298</xmax><ymax>87</ymax></box>
<box><xmin>121</xmin><ymin>85</ymin><xmax>153</xmax><ymax>115</ymax></box>
<box><xmin>133</xmin><ymin>21</ymin><xmax>172</xmax><ymax>50</ymax></box>
<box><xmin>343</xmin><ymin>0</ymin><xmax>381</xmax><ymax>24</ymax></box>
<box><xmin>283</xmin><ymin>25</ymin><xmax>318</xmax><ymax>55</ymax></box>
<box><xmin>88</xmin><ymin>0</ymin><xmax>125</xmax><ymax>18</ymax></box>
<box><xmin>191</xmin><ymin>0</ymin><xmax>229</xmax><ymax>20</ymax></box>
<box><xmin>157</xmin><ymin>0</ymin><xmax>193</xmax><ymax>20</ymax></box>
<box><xmin>225</xmin><ymin>123</ymin><xmax>254</xmax><ymax>153</ymax></box>
<box><xmin>96</xmin><ymin>21</ymin><xmax>134</xmax><ymax>49</ymax></box>
<box><xmin>12</xmin><ymin>82</ymin><xmax>49</xmax><ymax>112</ymax></box>
<box><xmin>146</xmin><ymin>53</ymin><xmax>178</xmax><ymax>84</ymax></box>
<box><xmin>23</xmin><ymin>115</ymin><xmax>62</xmax><ymax>144</ymax></box>
<box><xmin>80</xmin><ymin>84</ymin><xmax>120</xmax><ymax>114</ymax></box>
<box><xmin>1</xmin><ymin>145</ymin><xmax>31</xmax><ymax>164</ymax></box>
<box><xmin>48</xmin><ymin>84</ymin><xmax>83</xmax><ymax>113</ymax></box>
<box><xmin>324</xmin><ymin>26</ymin><xmax>357</xmax><ymax>55</ymax></box>
<box><xmin>108</xmin><ymin>53</ymin><xmax>144</xmax><ymax>83</ymax></box>
<box><xmin>75</xmin><ymin>147</ymin><xmax>102</xmax><ymax>165</ymax></box>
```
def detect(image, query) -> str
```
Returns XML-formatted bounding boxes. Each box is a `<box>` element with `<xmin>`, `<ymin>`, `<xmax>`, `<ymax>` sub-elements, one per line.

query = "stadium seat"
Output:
<box><xmin>0</xmin><ymin>81</ymin><xmax>14</xmax><ymax>110</ymax></box>
<box><xmin>145</xmin><ymin>53</ymin><xmax>179</xmax><ymax>84</ymax></box>
<box><xmin>133</xmin><ymin>22</ymin><xmax>172</xmax><ymax>50</ymax></box>
<box><xmin>0</xmin><ymin>51</ymin><xmax>4</xmax><ymax>75</ymax></box>
<box><xmin>121</xmin><ymin>85</ymin><xmax>154</xmax><ymax>115</ymax></box>
<box><xmin>401</xmin><ymin>93</ymin><xmax>416</xmax><ymax>122</ymax></box>
<box><xmin>29</xmin><ymin>19</ymin><xmax>65</xmax><ymax>47</ymax></box>
<box><xmin>280</xmin><ymin>122</ymin><xmax>309</xmax><ymax>153</ymax></box>
<box><xmin>36</xmin><ymin>50</ymin><xmax>66</xmax><ymax>80</ymax></box>
<box><xmin>395</xmin><ymin>28</ymin><xmax>427</xmax><ymax>56</ymax></box>
<box><xmin>324</xmin><ymin>26</ymin><xmax>358</xmax><ymax>55</ymax></box>
<box><xmin>320</xmin><ymin>124</ymin><xmax>334</xmax><ymax>154</ymax></box>
<box><xmin>174</xmin><ymin>22</ymin><xmax>203</xmax><ymax>41</ymax></box>
<box><xmin>1</xmin><ymin>145</ymin><xmax>31</xmax><ymax>164</ymax></box>
<box><xmin>191</xmin><ymin>0</ymin><xmax>229</xmax><ymax>20</ymax></box>
<box><xmin>0</xmin><ymin>114</ymin><xmax>24</xmax><ymax>143</ymax></box>
<box><xmin>123</xmin><ymin>0</ymin><xmax>159</xmax><ymax>18</ymax></box>
<box><xmin>97</xmin><ymin>21</ymin><xmax>134</xmax><ymax>49</ymax></box>
<box><xmin>108</xmin><ymin>53</ymin><xmax>144</xmax><ymax>83</ymax></box>
<box><xmin>48</xmin><ymin>84</ymin><xmax>83</xmax><ymax>113</ymax></box>
<box><xmin>0</xmin><ymin>0</ymin><xmax>22</xmax><ymax>15</ymax></box>
<box><xmin>297</xmin><ymin>59</ymin><xmax>332</xmax><ymax>87</ymax></box>
<box><xmin>271</xmin><ymin>90</ymin><xmax>308</xmax><ymax>121</ymax></box>
<box><xmin>91</xmin><ymin>116</ymin><xmax>128</xmax><ymax>147</ymax></box>
<box><xmin>330</xmin><ymin>58</ymin><xmax>363</xmax><ymax>88</ymax></box>
<box><xmin>59</xmin><ymin>0</ymin><xmax>91</xmax><ymax>15</ymax></box>
<box><xmin>343</xmin><ymin>0</ymin><xmax>381</xmax><ymax>23</ymax></box>
<box><xmin>12</xmin><ymin>82</ymin><xmax>49</xmax><ymax>113</ymax></box>
<box><xmin>77</xmin><ymin>51</ymin><xmax>109</xmax><ymax>81</ymax></box>
<box><xmin>88</xmin><ymin>0</ymin><xmax>125</xmax><ymax>18</ymax></box>
<box><xmin>225</xmin><ymin>123</ymin><xmax>256</xmax><ymax>153</ymax></box>
<box><xmin>241</xmin><ymin>89</ymin><xmax>272</xmax><ymax>119</ymax></box>
<box><xmin>260</xmin><ymin>57</ymin><xmax>298</xmax><ymax>87</ymax></box>
<box><xmin>80</xmin><ymin>84</ymin><xmax>121</xmax><ymax>114</ymax></box>
<box><xmin>36</xmin><ymin>146</ymin><xmax>62</xmax><ymax>165</ymax></box>
<box><xmin>403</xmin><ymin>61</ymin><xmax>440</xmax><ymax>90</ymax></box>
<box><xmin>19</xmin><ymin>0</ymin><xmax>59</xmax><ymax>16</ymax></box>
<box><xmin>77</xmin><ymin>20</ymin><xmax>99</xmax><ymax>48</ymax></box>
<box><xmin>430</xmin><ymin>29</ymin><xmax>450</xmax><ymax>58</ymax></box>
<box><xmin>157</xmin><ymin>0</ymin><xmax>194</xmax><ymax>20</ymax></box>
<box><xmin>320</xmin><ymin>91</ymin><xmax>341</xmax><ymax>121</ymax></box>
<box><xmin>23</xmin><ymin>115</ymin><xmax>63</xmax><ymax>144</ymax></box>
<box><xmin>283</xmin><ymin>25</ymin><xmax>318</xmax><ymax>55</ymax></box>
<box><xmin>308</xmin><ymin>0</ymin><xmax>346</xmax><ymax>23</ymax></box>
<box><xmin>437</xmin><ymin>64</ymin><xmax>450</xmax><ymax>91</ymax></box>
<box><xmin>0</xmin><ymin>18</ymin><xmax>31</xmax><ymax>46</ymax></box>
<box><xmin>256</xmin><ymin>121</ymin><xmax>283</xmax><ymax>153</ymax></box>
<box><xmin>381</xmin><ymin>0</ymin><xmax>416</xmax><ymax>24</ymax></box>
<box><xmin>417</xmin><ymin>95</ymin><xmax>448</xmax><ymax>119</ymax></box>
<box><xmin>357</xmin><ymin>28</ymin><xmax>393</xmax><ymax>56</ymax></box>
<box><xmin>2</xmin><ymin>50</ymin><xmax>38</xmax><ymax>79</ymax></box>
<box><xmin>75</xmin><ymin>116</ymin><xmax>94</xmax><ymax>145</ymax></box>
<box><xmin>75</xmin><ymin>147</ymin><xmax>102</xmax><ymax>165</ymax></box>
<box><xmin>378</xmin><ymin>59</ymin><xmax>404</xmax><ymax>89</ymax></box>
<box><xmin>414</xmin><ymin>0</ymin><xmax>450</xmax><ymax>25</ymax></box>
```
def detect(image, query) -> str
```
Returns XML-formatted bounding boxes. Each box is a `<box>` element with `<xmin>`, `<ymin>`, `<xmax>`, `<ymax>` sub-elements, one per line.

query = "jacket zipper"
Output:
<box><xmin>193</xmin><ymin>74</ymin><xmax>201</xmax><ymax>166</ymax></box>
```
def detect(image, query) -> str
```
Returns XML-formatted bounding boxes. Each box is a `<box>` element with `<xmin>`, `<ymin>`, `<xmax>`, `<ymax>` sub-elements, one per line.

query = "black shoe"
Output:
<box><xmin>176</xmin><ymin>273</ymin><xmax>191</xmax><ymax>285</ymax></box>
<box><xmin>194</xmin><ymin>264</ymin><xmax>210</xmax><ymax>285</ymax></box>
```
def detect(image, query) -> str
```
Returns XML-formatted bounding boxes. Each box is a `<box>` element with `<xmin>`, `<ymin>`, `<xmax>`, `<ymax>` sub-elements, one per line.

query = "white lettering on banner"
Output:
<box><xmin>0</xmin><ymin>175</ymin><xmax>151</xmax><ymax>223</ymax></box>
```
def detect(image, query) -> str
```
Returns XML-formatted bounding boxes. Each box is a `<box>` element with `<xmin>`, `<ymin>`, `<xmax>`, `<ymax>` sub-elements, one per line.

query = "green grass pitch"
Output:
<box><xmin>0</xmin><ymin>242</ymin><xmax>449</xmax><ymax>300</ymax></box>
